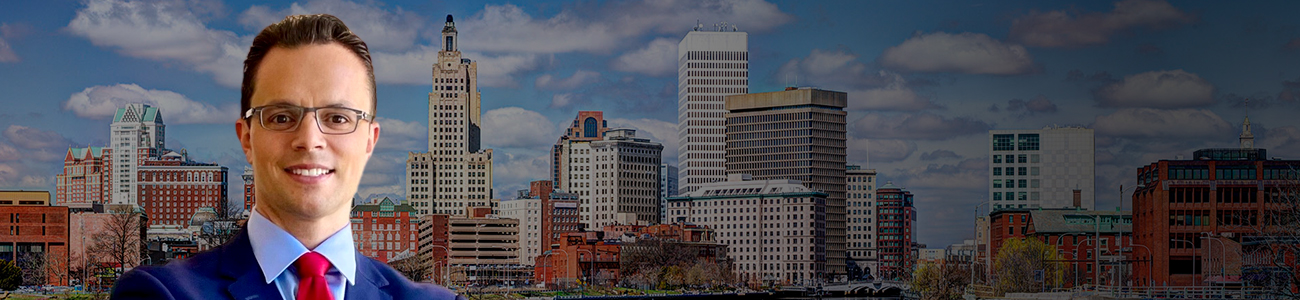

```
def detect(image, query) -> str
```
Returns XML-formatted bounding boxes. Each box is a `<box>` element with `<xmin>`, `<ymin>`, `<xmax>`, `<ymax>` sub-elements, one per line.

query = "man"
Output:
<box><xmin>111</xmin><ymin>14</ymin><xmax>462</xmax><ymax>300</ymax></box>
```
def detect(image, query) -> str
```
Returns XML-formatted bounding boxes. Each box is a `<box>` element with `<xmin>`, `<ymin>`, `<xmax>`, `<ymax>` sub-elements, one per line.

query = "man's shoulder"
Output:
<box><xmin>357</xmin><ymin>255</ymin><xmax>463</xmax><ymax>299</ymax></box>
<box><xmin>111</xmin><ymin>247</ymin><xmax>232</xmax><ymax>299</ymax></box>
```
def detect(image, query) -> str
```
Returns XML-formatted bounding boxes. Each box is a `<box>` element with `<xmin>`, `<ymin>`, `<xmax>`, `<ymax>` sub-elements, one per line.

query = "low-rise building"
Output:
<box><xmin>0</xmin><ymin>191</ymin><xmax>69</xmax><ymax>286</ymax></box>
<box><xmin>351</xmin><ymin>197</ymin><xmax>418</xmax><ymax>263</ymax></box>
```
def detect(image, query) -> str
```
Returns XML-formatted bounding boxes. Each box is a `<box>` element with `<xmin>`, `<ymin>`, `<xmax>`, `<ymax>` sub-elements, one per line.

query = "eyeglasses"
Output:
<box><xmin>243</xmin><ymin>104</ymin><xmax>374</xmax><ymax>135</ymax></box>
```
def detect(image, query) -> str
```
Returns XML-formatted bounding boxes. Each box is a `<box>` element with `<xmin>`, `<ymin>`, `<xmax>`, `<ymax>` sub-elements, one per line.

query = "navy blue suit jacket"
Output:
<box><xmin>110</xmin><ymin>230</ymin><xmax>462</xmax><ymax>300</ymax></box>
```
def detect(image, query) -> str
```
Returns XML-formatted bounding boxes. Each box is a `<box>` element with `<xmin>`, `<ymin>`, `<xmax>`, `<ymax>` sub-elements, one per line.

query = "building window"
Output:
<box><xmin>993</xmin><ymin>155</ymin><xmax>1002</xmax><ymax>163</ymax></box>
<box><xmin>993</xmin><ymin>135</ymin><xmax>1014</xmax><ymax>151</ymax></box>
<box><xmin>1017</xmin><ymin>134</ymin><xmax>1039</xmax><ymax>151</ymax></box>
<box><xmin>993</xmin><ymin>168</ymin><xmax>1002</xmax><ymax>176</ymax></box>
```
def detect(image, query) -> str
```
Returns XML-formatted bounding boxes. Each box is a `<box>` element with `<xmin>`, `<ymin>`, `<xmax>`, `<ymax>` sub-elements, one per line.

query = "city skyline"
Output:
<box><xmin>3</xmin><ymin>0</ymin><xmax>1300</xmax><ymax>250</ymax></box>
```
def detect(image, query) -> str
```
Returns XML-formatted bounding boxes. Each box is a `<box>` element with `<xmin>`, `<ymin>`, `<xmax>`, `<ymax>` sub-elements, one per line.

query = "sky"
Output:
<box><xmin>2</xmin><ymin>0</ymin><xmax>1300</xmax><ymax>249</ymax></box>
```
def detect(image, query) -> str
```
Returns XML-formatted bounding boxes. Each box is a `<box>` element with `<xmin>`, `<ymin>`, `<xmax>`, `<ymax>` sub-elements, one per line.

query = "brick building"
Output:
<box><xmin>535</xmin><ymin>223</ymin><xmax>726</xmax><ymax>287</ymax></box>
<box><xmin>68</xmin><ymin>204</ymin><xmax>147</xmax><ymax>290</ymax></box>
<box><xmin>1132</xmin><ymin>146</ymin><xmax>1300</xmax><ymax>286</ymax></box>
<box><xmin>1026</xmin><ymin>209</ymin><xmax>1131</xmax><ymax>287</ymax></box>
<box><xmin>137</xmin><ymin>151</ymin><xmax>229</xmax><ymax>228</ymax></box>
<box><xmin>241</xmin><ymin>167</ymin><xmax>253</xmax><ymax>217</ymax></box>
<box><xmin>875</xmin><ymin>182</ymin><xmax>915</xmax><ymax>280</ymax></box>
<box><xmin>55</xmin><ymin>147</ymin><xmax>111</xmax><ymax>210</ymax></box>
<box><xmin>417</xmin><ymin>214</ymin><xmax>450</xmax><ymax>284</ymax></box>
<box><xmin>0</xmin><ymin>191</ymin><xmax>69</xmax><ymax>286</ymax></box>
<box><xmin>500</xmin><ymin>180</ymin><xmax>582</xmax><ymax>267</ymax></box>
<box><xmin>351</xmin><ymin>197</ymin><xmax>417</xmax><ymax>263</ymax></box>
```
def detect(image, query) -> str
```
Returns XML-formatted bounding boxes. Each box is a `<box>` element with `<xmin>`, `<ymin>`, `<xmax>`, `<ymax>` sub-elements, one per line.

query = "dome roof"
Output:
<box><xmin>189</xmin><ymin>207</ymin><xmax>218</xmax><ymax>226</ymax></box>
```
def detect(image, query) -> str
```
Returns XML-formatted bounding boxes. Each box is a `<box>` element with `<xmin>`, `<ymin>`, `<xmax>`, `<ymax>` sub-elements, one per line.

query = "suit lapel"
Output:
<box><xmin>221</xmin><ymin>230</ymin><xmax>285</xmax><ymax>300</ymax></box>
<box><xmin>344</xmin><ymin>254</ymin><xmax>391</xmax><ymax>300</ymax></box>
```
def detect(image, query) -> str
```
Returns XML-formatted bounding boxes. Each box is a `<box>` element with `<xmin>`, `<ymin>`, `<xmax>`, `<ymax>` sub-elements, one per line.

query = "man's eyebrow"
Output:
<box><xmin>259</xmin><ymin>100</ymin><xmax>357</xmax><ymax>109</ymax></box>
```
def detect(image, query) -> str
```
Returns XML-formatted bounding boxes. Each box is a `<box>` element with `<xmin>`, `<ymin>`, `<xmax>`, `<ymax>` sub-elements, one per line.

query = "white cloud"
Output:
<box><xmin>238</xmin><ymin>0</ymin><xmax>425</xmax><ymax>52</ymax></box>
<box><xmin>849</xmin><ymin>71</ymin><xmax>943</xmax><ymax>111</ymax></box>
<box><xmin>850</xmin><ymin>112</ymin><xmax>992</xmax><ymax>140</ymax></box>
<box><xmin>0</xmin><ymin>36</ymin><xmax>16</xmax><ymax>63</ymax></box>
<box><xmin>848</xmin><ymin>137</ymin><xmax>916</xmax><ymax>163</ymax></box>
<box><xmin>480</xmin><ymin>107</ymin><xmax>558</xmax><ymax>150</ymax></box>
<box><xmin>536</xmin><ymin>70</ymin><xmax>602</xmax><ymax>90</ymax></box>
<box><xmin>4</xmin><ymin>125</ymin><xmax>74</xmax><ymax>150</ymax></box>
<box><xmin>491</xmin><ymin>150</ymin><xmax>552</xmax><ymax>199</ymax></box>
<box><xmin>373</xmin><ymin>117</ymin><xmax>426</xmax><ymax>151</ymax></box>
<box><xmin>67</xmin><ymin>0</ymin><xmax>246</xmax><ymax>87</ymax></box>
<box><xmin>456</xmin><ymin>1</ymin><xmax>791</xmax><ymax>54</ymax></box>
<box><xmin>1009</xmin><ymin>0</ymin><xmax>1195</xmax><ymax>48</ymax></box>
<box><xmin>0</xmin><ymin>143</ymin><xmax>21</xmax><ymax>161</ymax></box>
<box><xmin>1093</xmin><ymin>108</ymin><xmax>1234</xmax><ymax>139</ymax></box>
<box><xmin>607</xmin><ymin>118</ymin><xmax>678</xmax><ymax>165</ymax></box>
<box><xmin>777</xmin><ymin>49</ymin><xmax>941</xmax><ymax>111</ymax></box>
<box><xmin>1095</xmin><ymin>70</ymin><xmax>1215</xmax><ymax>108</ymax></box>
<box><xmin>611</xmin><ymin>38</ymin><xmax>678</xmax><ymax>76</ymax></box>
<box><xmin>549</xmin><ymin>93</ymin><xmax>581</xmax><ymax>109</ymax></box>
<box><xmin>878</xmin><ymin>32</ymin><xmax>1037</xmax><ymax>75</ymax></box>
<box><xmin>63</xmin><ymin>84</ymin><xmax>238</xmax><ymax>124</ymax></box>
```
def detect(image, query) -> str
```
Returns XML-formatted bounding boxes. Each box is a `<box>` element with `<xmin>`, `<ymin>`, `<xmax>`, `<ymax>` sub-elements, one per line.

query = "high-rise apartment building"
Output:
<box><xmin>551</xmin><ymin>111</ymin><xmax>609</xmax><ymax>225</ymax></box>
<box><xmin>846</xmin><ymin>165</ymin><xmax>878</xmax><ymax>280</ymax></box>
<box><xmin>658</xmin><ymin>163</ymin><xmax>678</xmax><ymax>224</ymax></box>
<box><xmin>875</xmin><ymin>182</ymin><xmax>915</xmax><ymax>280</ymax></box>
<box><xmin>407</xmin><ymin>15</ymin><xmax>495</xmax><ymax>216</ymax></box>
<box><xmin>56</xmin><ymin>146</ymin><xmax>110</xmax><ymax>209</ymax></box>
<box><xmin>666</xmin><ymin>174</ymin><xmax>827</xmax><ymax>285</ymax></box>
<box><xmin>677</xmin><ymin>23</ymin><xmax>748</xmax><ymax>194</ymax></box>
<box><xmin>988</xmin><ymin>126</ymin><xmax>1094</xmax><ymax>210</ymax></box>
<box><xmin>724</xmin><ymin>87</ymin><xmax>848</xmax><ymax>281</ymax></box>
<box><xmin>590</xmin><ymin>129</ymin><xmax>663</xmax><ymax>228</ymax></box>
<box><xmin>109</xmin><ymin>103</ymin><xmax>165</xmax><ymax>205</ymax></box>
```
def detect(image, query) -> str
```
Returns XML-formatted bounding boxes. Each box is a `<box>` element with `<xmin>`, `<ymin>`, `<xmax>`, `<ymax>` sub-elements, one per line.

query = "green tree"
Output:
<box><xmin>0</xmin><ymin>259</ymin><xmax>22</xmax><ymax>291</ymax></box>
<box><xmin>912</xmin><ymin>261</ymin><xmax>970</xmax><ymax>300</ymax></box>
<box><xmin>992</xmin><ymin>237</ymin><xmax>1064</xmax><ymax>295</ymax></box>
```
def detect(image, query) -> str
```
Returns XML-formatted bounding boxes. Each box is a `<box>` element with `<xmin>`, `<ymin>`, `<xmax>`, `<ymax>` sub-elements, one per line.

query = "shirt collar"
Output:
<box><xmin>248</xmin><ymin>209</ymin><xmax>357</xmax><ymax>285</ymax></box>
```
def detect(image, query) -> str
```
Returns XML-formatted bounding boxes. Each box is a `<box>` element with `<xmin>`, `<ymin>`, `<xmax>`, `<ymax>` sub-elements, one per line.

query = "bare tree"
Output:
<box><xmin>992</xmin><ymin>237</ymin><xmax>1064</xmax><ymax>295</ymax></box>
<box><xmin>88</xmin><ymin>207</ymin><xmax>146</xmax><ymax>280</ymax></box>
<box><xmin>388</xmin><ymin>255</ymin><xmax>429</xmax><ymax>282</ymax></box>
<box><xmin>1246</xmin><ymin>169</ymin><xmax>1300</xmax><ymax>298</ymax></box>
<box><xmin>912</xmin><ymin>261</ymin><xmax>970</xmax><ymax>300</ymax></box>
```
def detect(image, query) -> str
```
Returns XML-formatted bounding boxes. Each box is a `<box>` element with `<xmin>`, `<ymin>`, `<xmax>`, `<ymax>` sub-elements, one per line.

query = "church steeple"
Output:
<box><xmin>1240</xmin><ymin>99</ymin><xmax>1254</xmax><ymax>149</ymax></box>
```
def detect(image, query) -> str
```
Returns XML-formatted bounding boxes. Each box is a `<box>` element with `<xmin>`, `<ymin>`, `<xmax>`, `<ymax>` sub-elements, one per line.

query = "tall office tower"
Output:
<box><xmin>110</xmin><ymin>103</ymin><xmax>165</xmax><ymax>204</ymax></box>
<box><xmin>875</xmin><ymin>182</ymin><xmax>915</xmax><ymax>280</ymax></box>
<box><xmin>551</xmin><ymin>111</ymin><xmax>609</xmax><ymax>225</ymax></box>
<box><xmin>677</xmin><ymin>22</ymin><xmax>748</xmax><ymax>194</ymax></box>
<box><xmin>407</xmin><ymin>15</ymin><xmax>495</xmax><ymax>216</ymax></box>
<box><xmin>56</xmin><ymin>146</ymin><xmax>111</xmax><ymax>209</ymax></box>
<box><xmin>590</xmin><ymin>129</ymin><xmax>663</xmax><ymax>228</ymax></box>
<box><xmin>666</xmin><ymin>174</ymin><xmax>827</xmax><ymax>285</ymax></box>
<box><xmin>988</xmin><ymin>126</ymin><xmax>1094</xmax><ymax>210</ymax></box>
<box><xmin>846</xmin><ymin>165</ymin><xmax>878</xmax><ymax>280</ymax></box>
<box><xmin>725</xmin><ymin>87</ymin><xmax>849</xmax><ymax>281</ymax></box>
<box><xmin>658</xmin><ymin>163</ymin><xmax>678</xmax><ymax>224</ymax></box>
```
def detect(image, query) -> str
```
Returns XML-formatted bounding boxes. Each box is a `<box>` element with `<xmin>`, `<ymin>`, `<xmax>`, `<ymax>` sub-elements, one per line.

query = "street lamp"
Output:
<box><xmin>429</xmin><ymin>244</ymin><xmax>450</xmax><ymax>287</ymax></box>
<box><xmin>1170</xmin><ymin>239</ymin><xmax>1197</xmax><ymax>283</ymax></box>
<box><xmin>1200</xmin><ymin>233</ymin><xmax>1227</xmax><ymax>284</ymax></box>
<box><xmin>577</xmin><ymin>248</ymin><xmax>596</xmax><ymax>288</ymax></box>
<box><xmin>549</xmin><ymin>248</ymin><xmax>570</xmax><ymax>287</ymax></box>
<box><xmin>973</xmin><ymin>201</ymin><xmax>989</xmax><ymax>285</ymax></box>
<box><xmin>1128</xmin><ymin>243</ymin><xmax>1153</xmax><ymax>286</ymax></box>
<box><xmin>1118</xmin><ymin>184</ymin><xmax>1142</xmax><ymax>288</ymax></box>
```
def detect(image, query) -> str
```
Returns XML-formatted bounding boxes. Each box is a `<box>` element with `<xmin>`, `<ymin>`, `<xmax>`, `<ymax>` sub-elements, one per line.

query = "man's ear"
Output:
<box><xmin>236</xmin><ymin>120</ymin><xmax>253</xmax><ymax>164</ymax></box>
<box><xmin>366</xmin><ymin>120</ymin><xmax>380</xmax><ymax>154</ymax></box>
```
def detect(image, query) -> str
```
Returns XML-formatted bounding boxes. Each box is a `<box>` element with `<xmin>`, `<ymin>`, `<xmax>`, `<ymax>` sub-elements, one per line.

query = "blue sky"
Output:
<box><xmin>2</xmin><ymin>0</ymin><xmax>1300</xmax><ymax>248</ymax></box>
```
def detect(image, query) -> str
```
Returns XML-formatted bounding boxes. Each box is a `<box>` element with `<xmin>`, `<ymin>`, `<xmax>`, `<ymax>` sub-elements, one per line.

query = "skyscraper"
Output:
<box><xmin>677</xmin><ymin>22</ymin><xmax>748</xmax><ymax>194</ymax></box>
<box><xmin>724</xmin><ymin>87</ymin><xmax>848</xmax><ymax>281</ymax></box>
<box><xmin>407</xmin><ymin>15</ymin><xmax>495</xmax><ymax>216</ymax></box>
<box><xmin>110</xmin><ymin>103</ymin><xmax>165</xmax><ymax>205</ymax></box>
<box><xmin>658</xmin><ymin>163</ymin><xmax>677</xmax><ymax>224</ymax></box>
<box><xmin>551</xmin><ymin>111</ymin><xmax>609</xmax><ymax>225</ymax></box>
<box><xmin>590</xmin><ymin>129</ymin><xmax>663</xmax><ymax>228</ymax></box>
<box><xmin>875</xmin><ymin>182</ymin><xmax>915</xmax><ymax>280</ymax></box>
<box><xmin>846</xmin><ymin>165</ymin><xmax>878</xmax><ymax>280</ymax></box>
<box><xmin>988</xmin><ymin>127</ymin><xmax>1094</xmax><ymax>210</ymax></box>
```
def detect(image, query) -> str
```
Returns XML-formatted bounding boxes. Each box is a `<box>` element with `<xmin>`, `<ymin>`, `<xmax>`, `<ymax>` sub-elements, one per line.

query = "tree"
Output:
<box><xmin>16</xmin><ymin>252</ymin><xmax>46</xmax><ymax>286</ymax></box>
<box><xmin>992</xmin><ymin>237</ymin><xmax>1064</xmax><ymax>295</ymax></box>
<box><xmin>388</xmin><ymin>255</ymin><xmax>429</xmax><ymax>282</ymax></box>
<box><xmin>88</xmin><ymin>207</ymin><xmax>146</xmax><ymax>279</ymax></box>
<box><xmin>912</xmin><ymin>261</ymin><xmax>970</xmax><ymax>300</ymax></box>
<box><xmin>0</xmin><ymin>260</ymin><xmax>20</xmax><ymax>291</ymax></box>
<box><xmin>1246</xmin><ymin>169</ymin><xmax>1300</xmax><ymax>298</ymax></box>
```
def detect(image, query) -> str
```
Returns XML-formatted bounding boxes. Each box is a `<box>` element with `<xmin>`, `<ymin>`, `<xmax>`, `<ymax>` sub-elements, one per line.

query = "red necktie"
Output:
<box><xmin>295</xmin><ymin>251</ymin><xmax>335</xmax><ymax>300</ymax></box>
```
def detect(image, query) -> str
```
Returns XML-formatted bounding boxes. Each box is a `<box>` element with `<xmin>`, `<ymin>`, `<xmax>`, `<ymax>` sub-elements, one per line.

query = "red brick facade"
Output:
<box><xmin>0</xmin><ymin>191</ymin><xmax>70</xmax><ymax>286</ymax></box>
<box><xmin>55</xmin><ymin>147</ymin><xmax>111</xmax><ymax>209</ymax></box>
<box><xmin>351</xmin><ymin>198</ymin><xmax>417</xmax><ymax>263</ymax></box>
<box><xmin>137</xmin><ymin>158</ymin><xmax>228</xmax><ymax>227</ymax></box>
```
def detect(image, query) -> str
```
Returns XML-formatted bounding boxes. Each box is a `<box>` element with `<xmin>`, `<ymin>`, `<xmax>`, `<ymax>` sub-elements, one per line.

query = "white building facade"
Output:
<box><xmin>666</xmin><ymin>174</ymin><xmax>827</xmax><ymax>285</ymax></box>
<box><xmin>110</xmin><ymin>103</ymin><xmax>165</xmax><ymax>205</ymax></box>
<box><xmin>590</xmin><ymin>129</ymin><xmax>663</xmax><ymax>228</ymax></box>
<box><xmin>407</xmin><ymin>15</ymin><xmax>495</xmax><ymax>216</ymax></box>
<box><xmin>846</xmin><ymin>165</ymin><xmax>878</xmax><ymax>280</ymax></box>
<box><xmin>988</xmin><ymin>127</ymin><xmax>1094</xmax><ymax>210</ymax></box>
<box><xmin>499</xmin><ymin>193</ymin><xmax>541</xmax><ymax>266</ymax></box>
<box><xmin>677</xmin><ymin>24</ymin><xmax>748</xmax><ymax>194</ymax></box>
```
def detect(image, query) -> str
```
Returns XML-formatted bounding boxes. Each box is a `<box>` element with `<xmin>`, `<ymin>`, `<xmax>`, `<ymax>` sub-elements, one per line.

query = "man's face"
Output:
<box><xmin>237</xmin><ymin>43</ymin><xmax>379</xmax><ymax>220</ymax></box>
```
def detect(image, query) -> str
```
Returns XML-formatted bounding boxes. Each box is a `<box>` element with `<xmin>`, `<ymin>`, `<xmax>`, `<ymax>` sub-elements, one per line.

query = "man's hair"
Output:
<box><xmin>241</xmin><ymin>14</ymin><xmax>375</xmax><ymax>118</ymax></box>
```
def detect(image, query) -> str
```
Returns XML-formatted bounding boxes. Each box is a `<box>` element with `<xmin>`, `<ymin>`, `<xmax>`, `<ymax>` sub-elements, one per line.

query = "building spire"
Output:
<box><xmin>1240</xmin><ymin>98</ymin><xmax>1254</xmax><ymax>149</ymax></box>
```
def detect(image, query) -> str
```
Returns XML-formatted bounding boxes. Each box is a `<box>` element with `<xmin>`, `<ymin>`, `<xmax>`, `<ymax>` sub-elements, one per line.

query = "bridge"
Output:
<box><xmin>819</xmin><ymin>280</ymin><xmax>912</xmax><ymax>297</ymax></box>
